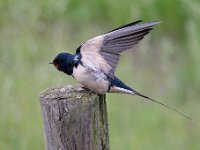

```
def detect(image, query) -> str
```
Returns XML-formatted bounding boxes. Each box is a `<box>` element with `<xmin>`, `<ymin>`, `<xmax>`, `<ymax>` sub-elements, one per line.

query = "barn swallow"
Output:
<box><xmin>50</xmin><ymin>20</ymin><xmax>191</xmax><ymax>120</ymax></box>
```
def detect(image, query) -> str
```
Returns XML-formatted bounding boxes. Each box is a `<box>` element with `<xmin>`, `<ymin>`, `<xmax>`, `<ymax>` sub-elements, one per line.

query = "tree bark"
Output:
<box><xmin>40</xmin><ymin>85</ymin><xmax>109</xmax><ymax>150</ymax></box>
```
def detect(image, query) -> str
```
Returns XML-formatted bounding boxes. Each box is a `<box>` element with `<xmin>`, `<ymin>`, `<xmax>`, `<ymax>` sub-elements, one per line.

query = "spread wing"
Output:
<box><xmin>76</xmin><ymin>21</ymin><xmax>160</xmax><ymax>78</ymax></box>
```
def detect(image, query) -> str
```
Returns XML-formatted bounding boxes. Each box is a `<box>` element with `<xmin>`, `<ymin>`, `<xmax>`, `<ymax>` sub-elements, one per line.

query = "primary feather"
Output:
<box><xmin>79</xmin><ymin>21</ymin><xmax>161</xmax><ymax>78</ymax></box>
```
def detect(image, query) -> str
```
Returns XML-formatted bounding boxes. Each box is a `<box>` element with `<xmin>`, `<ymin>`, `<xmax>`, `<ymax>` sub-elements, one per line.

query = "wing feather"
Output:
<box><xmin>105</xmin><ymin>22</ymin><xmax>160</xmax><ymax>40</ymax></box>
<box><xmin>100</xmin><ymin>51</ymin><xmax>120</xmax><ymax>76</ymax></box>
<box><xmin>78</xmin><ymin>21</ymin><xmax>161</xmax><ymax>78</ymax></box>
<box><xmin>106</xmin><ymin>20</ymin><xmax>143</xmax><ymax>33</ymax></box>
<box><xmin>107</xmin><ymin>28</ymin><xmax>152</xmax><ymax>44</ymax></box>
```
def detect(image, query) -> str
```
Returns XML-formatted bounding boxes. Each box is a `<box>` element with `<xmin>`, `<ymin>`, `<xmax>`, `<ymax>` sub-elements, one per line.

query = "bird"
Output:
<box><xmin>50</xmin><ymin>20</ymin><xmax>191</xmax><ymax>120</ymax></box>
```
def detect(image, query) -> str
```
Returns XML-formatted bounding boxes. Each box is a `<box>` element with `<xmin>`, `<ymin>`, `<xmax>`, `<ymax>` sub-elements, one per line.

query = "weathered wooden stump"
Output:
<box><xmin>40</xmin><ymin>85</ymin><xmax>109</xmax><ymax>150</ymax></box>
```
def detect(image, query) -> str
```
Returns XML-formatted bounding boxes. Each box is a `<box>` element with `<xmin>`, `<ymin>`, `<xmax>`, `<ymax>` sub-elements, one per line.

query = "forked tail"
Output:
<box><xmin>109</xmin><ymin>76</ymin><xmax>192</xmax><ymax>121</ymax></box>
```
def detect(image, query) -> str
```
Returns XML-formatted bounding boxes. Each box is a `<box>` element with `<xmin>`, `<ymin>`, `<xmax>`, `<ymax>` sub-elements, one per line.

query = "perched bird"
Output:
<box><xmin>50</xmin><ymin>20</ymin><xmax>191</xmax><ymax>120</ymax></box>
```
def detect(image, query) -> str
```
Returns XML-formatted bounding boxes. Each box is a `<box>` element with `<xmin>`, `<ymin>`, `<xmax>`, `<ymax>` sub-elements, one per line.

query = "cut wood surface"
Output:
<box><xmin>40</xmin><ymin>85</ymin><xmax>109</xmax><ymax>150</ymax></box>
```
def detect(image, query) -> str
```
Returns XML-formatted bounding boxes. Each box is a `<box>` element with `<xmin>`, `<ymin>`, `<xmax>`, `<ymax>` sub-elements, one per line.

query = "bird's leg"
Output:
<box><xmin>81</xmin><ymin>86</ymin><xmax>92</xmax><ymax>92</ymax></box>
<box><xmin>81</xmin><ymin>86</ymin><xmax>96</xmax><ymax>94</ymax></box>
<box><xmin>80</xmin><ymin>85</ymin><xmax>104</xmax><ymax>96</ymax></box>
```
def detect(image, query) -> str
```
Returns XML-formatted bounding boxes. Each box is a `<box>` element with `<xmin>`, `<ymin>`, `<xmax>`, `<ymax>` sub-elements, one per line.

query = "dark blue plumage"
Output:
<box><xmin>52</xmin><ymin>53</ymin><xmax>81</xmax><ymax>75</ymax></box>
<box><xmin>110</xmin><ymin>77</ymin><xmax>133</xmax><ymax>91</ymax></box>
<box><xmin>50</xmin><ymin>21</ymin><xmax>191</xmax><ymax>120</ymax></box>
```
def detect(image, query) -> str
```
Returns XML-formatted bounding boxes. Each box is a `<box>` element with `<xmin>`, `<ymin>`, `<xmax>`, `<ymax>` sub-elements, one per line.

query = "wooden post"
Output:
<box><xmin>40</xmin><ymin>85</ymin><xmax>109</xmax><ymax>150</ymax></box>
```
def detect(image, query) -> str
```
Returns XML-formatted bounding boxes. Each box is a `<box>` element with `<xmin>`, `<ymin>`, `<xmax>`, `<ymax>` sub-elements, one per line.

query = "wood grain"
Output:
<box><xmin>40</xmin><ymin>85</ymin><xmax>109</xmax><ymax>150</ymax></box>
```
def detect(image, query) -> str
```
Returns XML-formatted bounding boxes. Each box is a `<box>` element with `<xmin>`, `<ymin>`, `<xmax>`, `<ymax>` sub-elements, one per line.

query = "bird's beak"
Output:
<box><xmin>49</xmin><ymin>62</ymin><xmax>53</xmax><ymax>64</ymax></box>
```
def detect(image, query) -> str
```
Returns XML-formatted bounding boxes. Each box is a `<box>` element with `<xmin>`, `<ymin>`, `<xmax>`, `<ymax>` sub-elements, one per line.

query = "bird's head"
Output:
<box><xmin>50</xmin><ymin>52</ymin><xmax>75</xmax><ymax>75</ymax></box>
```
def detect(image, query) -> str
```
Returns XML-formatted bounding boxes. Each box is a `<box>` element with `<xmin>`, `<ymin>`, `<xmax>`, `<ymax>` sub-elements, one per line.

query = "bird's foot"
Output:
<box><xmin>81</xmin><ymin>86</ymin><xmax>96</xmax><ymax>94</ymax></box>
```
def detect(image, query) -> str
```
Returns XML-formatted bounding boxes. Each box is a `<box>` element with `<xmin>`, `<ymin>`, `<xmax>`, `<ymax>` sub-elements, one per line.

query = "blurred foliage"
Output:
<box><xmin>0</xmin><ymin>0</ymin><xmax>200</xmax><ymax>149</ymax></box>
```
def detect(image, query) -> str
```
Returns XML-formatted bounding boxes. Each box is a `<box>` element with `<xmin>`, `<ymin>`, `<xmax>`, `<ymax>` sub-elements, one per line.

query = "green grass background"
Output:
<box><xmin>0</xmin><ymin>0</ymin><xmax>200</xmax><ymax>149</ymax></box>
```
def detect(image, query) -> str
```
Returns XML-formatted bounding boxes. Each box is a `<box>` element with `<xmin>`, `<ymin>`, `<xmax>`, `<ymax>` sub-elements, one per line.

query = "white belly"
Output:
<box><xmin>72</xmin><ymin>65</ymin><xmax>109</xmax><ymax>94</ymax></box>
